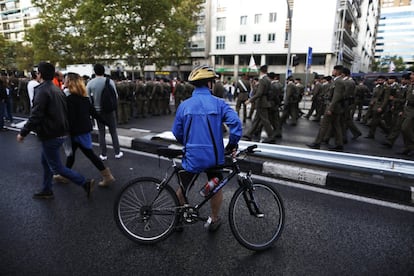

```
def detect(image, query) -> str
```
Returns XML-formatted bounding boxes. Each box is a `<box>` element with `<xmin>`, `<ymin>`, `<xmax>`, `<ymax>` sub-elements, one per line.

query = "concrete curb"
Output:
<box><xmin>92</xmin><ymin>132</ymin><xmax>414</xmax><ymax>206</ymax></box>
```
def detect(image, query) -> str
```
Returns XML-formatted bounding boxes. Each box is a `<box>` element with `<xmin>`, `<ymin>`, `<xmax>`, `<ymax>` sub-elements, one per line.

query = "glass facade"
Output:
<box><xmin>375</xmin><ymin>7</ymin><xmax>414</xmax><ymax>66</ymax></box>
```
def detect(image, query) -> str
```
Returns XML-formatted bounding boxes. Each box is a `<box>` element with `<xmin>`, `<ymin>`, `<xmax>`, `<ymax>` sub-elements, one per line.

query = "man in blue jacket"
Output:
<box><xmin>172</xmin><ymin>65</ymin><xmax>242</xmax><ymax>231</ymax></box>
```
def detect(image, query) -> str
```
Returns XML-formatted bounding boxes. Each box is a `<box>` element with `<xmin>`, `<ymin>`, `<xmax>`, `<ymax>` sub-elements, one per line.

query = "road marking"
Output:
<box><xmin>130</xmin><ymin>128</ymin><xmax>151</xmax><ymax>133</ymax></box>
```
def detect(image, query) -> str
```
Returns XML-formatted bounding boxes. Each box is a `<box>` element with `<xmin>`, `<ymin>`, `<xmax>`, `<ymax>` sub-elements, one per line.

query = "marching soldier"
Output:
<box><xmin>235</xmin><ymin>74</ymin><xmax>251</xmax><ymax>123</ymax></box>
<box><xmin>135</xmin><ymin>77</ymin><xmax>147</xmax><ymax>118</ymax></box>
<box><xmin>307</xmin><ymin>65</ymin><xmax>345</xmax><ymax>150</ymax></box>
<box><xmin>243</xmin><ymin>65</ymin><xmax>274</xmax><ymax>143</ymax></box>
<box><xmin>280</xmin><ymin>76</ymin><xmax>299</xmax><ymax>126</ymax></box>
<box><xmin>354</xmin><ymin>80</ymin><xmax>369</xmax><ymax>121</ymax></box>
<box><xmin>305</xmin><ymin>77</ymin><xmax>322</xmax><ymax>120</ymax></box>
<box><xmin>267</xmin><ymin>72</ymin><xmax>283</xmax><ymax>138</ymax></box>
<box><xmin>174</xmin><ymin>78</ymin><xmax>185</xmax><ymax>112</ymax></box>
<box><xmin>183</xmin><ymin>80</ymin><xmax>194</xmax><ymax>100</ymax></box>
<box><xmin>116</xmin><ymin>81</ymin><xmax>129</xmax><ymax>124</ymax></box>
<box><xmin>365</xmin><ymin>75</ymin><xmax>389</xmax><ymax>139</ymax></box>
<box><xmin>342</xmin><ymin>68</ymin><xmax>362</xmax><ymax>141</ymax></box>
<box><xmin>399</xmin><ymin>72</ymin><xmax>414</xmax><ymax>155</ymax></box>
<box><xmin>383</xmin><ymin>74</ymin><xmax>410</xmax><ymax>148</ymax></box>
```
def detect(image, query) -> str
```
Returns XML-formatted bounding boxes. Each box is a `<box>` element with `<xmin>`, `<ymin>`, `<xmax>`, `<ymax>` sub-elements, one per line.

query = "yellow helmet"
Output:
<box><xmin>188</xmin><ymin>65</ymin><xmax>218</xmax><ymax>82</ymax></box>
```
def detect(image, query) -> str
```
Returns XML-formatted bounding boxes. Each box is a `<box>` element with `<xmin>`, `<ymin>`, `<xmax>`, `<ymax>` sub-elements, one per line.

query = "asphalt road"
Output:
<box><xmin>1</xmin><ymin>131</ymin><xmax>413</xmax><ymax>275</ymax></box>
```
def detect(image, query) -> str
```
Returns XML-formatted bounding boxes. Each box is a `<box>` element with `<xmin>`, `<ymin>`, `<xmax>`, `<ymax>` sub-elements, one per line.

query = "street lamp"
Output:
<box><xmin>284</xmin><ymin>0</ymin><xmax>292</xmax><ymax>99</ymax></box>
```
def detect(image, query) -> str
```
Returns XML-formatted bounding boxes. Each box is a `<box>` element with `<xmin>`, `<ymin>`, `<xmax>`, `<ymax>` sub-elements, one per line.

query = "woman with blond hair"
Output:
<box><xmin>54</xmin><ymin>72</ymin><xmax>114</xmax><ymax>186</ymax></box>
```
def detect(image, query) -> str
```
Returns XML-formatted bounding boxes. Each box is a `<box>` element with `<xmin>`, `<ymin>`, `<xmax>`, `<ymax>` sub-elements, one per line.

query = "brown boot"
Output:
<box><xmin>98</xmin><ymin>167</ymin><xmax>115</xmax><ymax>187</ymax></box>
<box><xmin>53</xmin><ymin>174</ymin><xmax>69</xmax><ymax>184</ymax></box>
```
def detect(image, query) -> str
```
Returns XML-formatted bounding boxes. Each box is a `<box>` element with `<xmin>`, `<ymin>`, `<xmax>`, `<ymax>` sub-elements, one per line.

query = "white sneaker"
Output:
<box><xmin>99</xmin><ymin>154</ymin><xmax>108</xmax><ymax>161</ymax></box>
<box><xmin>115</xmin><ymin>152</ymin><xmax>123</xmax><ymax>159</ymax></box>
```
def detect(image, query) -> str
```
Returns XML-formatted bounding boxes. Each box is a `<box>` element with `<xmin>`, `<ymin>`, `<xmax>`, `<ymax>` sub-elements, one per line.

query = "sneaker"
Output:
<box><xmin>83</xmin><ymin>179</ymin><xmax>95</xmax><ymax>199</ymax></box>
<box><xmin>207</xmin><ymin>217</ymin><xmax>222</xmax><ymax>232</ymax></box>
<box><xmin>115</xmin><ymin>152</ymin><xmax>123</xmax><ymax>159</ymax></box>
<box><xmin>33</xmin><ymin>190</ymin><xmax>54</xmax><ymax>199</ymax></box>
<box><xmin>53</xmin><ymin>174</ymin><xmax>69</xmax><ymax>184</ymax></box>
<box><xmin>99</xmin><ymin>154</ymin><xmax>107</xmax><ymax>161</ymax></box>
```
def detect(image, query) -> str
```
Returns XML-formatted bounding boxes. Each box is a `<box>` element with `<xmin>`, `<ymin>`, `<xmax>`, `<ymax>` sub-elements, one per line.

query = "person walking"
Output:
<box><xmin>0</xmin><ymin>78</ymin><xmax>7</xmax><ymax>131</ymax></box>
<box><xmin>243</xmin><ymin>65</ymin><xmax>274</xmax><ymax>143</ymax></box>
<box><xmin>399</xmin><ymin>72</ymin><xmax>414</xmax><ymax>156</ymax></box>
<box><xmin>172</xmin><ymin>65</ymin><xmax>242</xmax><ymax>232</ymax></box>
<box><xmin>365</xmin><ymin>75</ymin><xmax>389</xmax><ymax>139</ymax></box>
<box><xmin>16</xmin><ymin>62</ymin><xmax>94</xmax><ymax>199</ymax></box>
<box><xmin>53</xmin><ymin>73</ymin><xmax>115</xmax><ymax>187</ymax></box>
<box><xmin>87</xmin><ymin>64</ymin><xmax>123</xmax><ymax>160</ymax></box>
<box><xmin>307</xmin><ymin>65</ymin><xmax>346</xmax><ymax>150</ymax></box>
<box><xmin>235</xmin><ymin>74</ymin><xmax>251</xmax><ymax>123</ymax></box>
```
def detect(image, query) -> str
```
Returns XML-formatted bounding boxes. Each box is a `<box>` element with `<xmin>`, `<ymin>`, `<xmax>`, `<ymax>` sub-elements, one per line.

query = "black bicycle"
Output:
<box><xmin>114</xmin><ymin>144</ymin><xmax>285</xmax><ymax>251</ymax></box>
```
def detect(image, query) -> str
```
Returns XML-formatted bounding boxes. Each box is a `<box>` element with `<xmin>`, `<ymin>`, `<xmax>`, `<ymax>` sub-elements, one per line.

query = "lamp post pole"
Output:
<box><xmin>284</xmin><ymin>0</ymin><xmax>292</xmax><ymax>99</ymax></box>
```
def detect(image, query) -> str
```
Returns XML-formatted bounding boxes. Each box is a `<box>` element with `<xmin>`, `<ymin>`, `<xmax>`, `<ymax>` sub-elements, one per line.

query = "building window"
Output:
<box><xmin>254</xmin><ymin>14</ymin><xmax>262</xmax><ymax>24</ymax></box>
<box><xmin>253</xmin><ymin>34</ymin><xmax>261</xmax><ymax>43</ymax></box>
<box><xmin>217</xmin><ymin>17</ymin><xmax>226</xmax><ymax>31</ymax></box>
<box><xmin>216</xmin><ymin>36</ymin><xmax>225</xmax><ymax>49</ymax></box>
<box><xmin>268</xmin><ymin>33</ymin><xmax>276</xmax><ymax>42</ymax></box>
<box><xmin>240</xmin><ymin>34</ymin><xmax>247</xmax><ymax>44</ymax></box>
<box><xmin>240</xmin><ymin>15</ymin><xmax>247</xmax><ymax>25</ymax></box>
<box><xmin>269</xmin><ymin>12</ymin><xmax>277</xmax><ymax>22</ymax></box>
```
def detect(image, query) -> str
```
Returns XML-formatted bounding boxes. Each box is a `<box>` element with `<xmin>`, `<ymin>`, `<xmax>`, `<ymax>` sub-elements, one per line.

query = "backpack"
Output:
<box><xmin>101</xmin><ymin>78</ymin><xmax>118</xmax><ymax>113</ymax></box>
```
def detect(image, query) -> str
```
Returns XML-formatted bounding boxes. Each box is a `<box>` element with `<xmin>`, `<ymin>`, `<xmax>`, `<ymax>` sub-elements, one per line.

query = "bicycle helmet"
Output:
<box><xmin>188</xmin><ymin>65</ymin><xmax>218</xmax><ymax>82</ymax></box>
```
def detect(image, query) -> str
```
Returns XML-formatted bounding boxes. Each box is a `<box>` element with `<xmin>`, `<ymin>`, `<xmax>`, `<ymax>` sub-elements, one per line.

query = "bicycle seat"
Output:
<box><xmin>157</xmin><ymin>147</ymin><xmax>183</xmax><ymax>158</ymax></box>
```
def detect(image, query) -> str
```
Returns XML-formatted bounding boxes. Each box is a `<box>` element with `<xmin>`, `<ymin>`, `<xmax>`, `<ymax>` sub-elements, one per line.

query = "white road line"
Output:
<box><xmin>99</xmin><ymin>143</ymin><xmax>414</xmax><ymax>213</ymax></box>
<box><xmin>130</xmin><ymin>128</ymin><xmax>151</xmax><ymax>133</ymax></box>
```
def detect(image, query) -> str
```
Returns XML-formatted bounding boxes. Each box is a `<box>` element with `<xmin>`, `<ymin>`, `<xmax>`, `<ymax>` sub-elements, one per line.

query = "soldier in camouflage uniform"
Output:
<box><xmin>365</xmin><ymin>76</ymin><xmax>389</xmax><ymax>139</ymax></box>
<box><xmin>267</xmin><ymin>72</ymin><xmax>283</xmax><ymax>138</ymax></box>
<box><xmin>152</xmin><ymin>77</ymin><xmax>162</xmax><ymax>116</ymax></box>
<box><xmin>116</xmin><ymin>81</ymin><xmax>130</xmax><ymax>124</ymax></box>
<box><xmin>160</xmin><ymin>78</ymin><xmax>171</xmax><ymax>115</ymax></box>
<box><xmin>280</xmin><ymin>76</ymin><xmax>299</xmax><ymax>126</ymax></box>
<box><xmin>342</xmin><ymin>68</ymin><xmax>362</xmax><ymax>142</ymax></box>
<box><xmin>235</xmin><ymin>74</ymin><xmax>251</xmax><ymax>123</ymax></box>
<box><xmin>305</xmin><ymin>77</ymin><xmax>322</xmax><ymax>120</ymax></box>
<box><xmin>135</xmin><ymin>77</ymin><xmax>147</xmax><ymax>118</ymax></box>
<box><xmin>354</xmin><ymin>80</ymin><xmax>369</xmax><ymax>121</ymax></box>
<box><xmin>183</xmin><ymin>81</ymin><xmax>194</xmax><ymax>100</ymax></box>
<box><xmin>174</xmin><ymin>78</ymin><xmax>185</xmax><ymax>112</ymax></box>
<box><xmin>382</xmin><ymin>76</ymin><xmax>399</xmax><ymax>132</ymax></box>
<box><xmin>382</xmin><ymin>74</ymin><xmax>410</xmax><ymax>148</ymax></box>
<box><xmin>399</xmin><ymin>72</ymin><xmax>414</xmax><ymax>155</ymax></box>
<box><xmin>145</xmin><ymin>78</ymin><xmax>155</xmax><ymax>115</ymax></box>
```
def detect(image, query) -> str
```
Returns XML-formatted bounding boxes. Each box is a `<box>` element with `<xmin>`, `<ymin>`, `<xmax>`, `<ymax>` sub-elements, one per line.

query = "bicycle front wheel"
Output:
<box><xmin>114</xmin><ymin>177</ymin><xmax>180</xmax><ymax>244</ymax></box>
<box><xmin>229</xmin><ymin>182</ymin><xmax>284</xmax><ymax>251</ymax></box>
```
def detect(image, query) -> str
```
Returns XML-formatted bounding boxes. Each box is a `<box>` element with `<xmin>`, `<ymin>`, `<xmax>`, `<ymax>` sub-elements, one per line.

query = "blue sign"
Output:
<box><xmin>307</xmin><ymin>47</ymin><xmax>313</xmax><ymax>69</ymax></box>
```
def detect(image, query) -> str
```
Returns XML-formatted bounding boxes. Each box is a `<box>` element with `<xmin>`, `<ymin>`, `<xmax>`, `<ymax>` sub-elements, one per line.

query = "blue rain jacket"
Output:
<box><xmin>172</xmin><ymin>86</ymin><xmax>242</xmax><ymax>173</ymax></box>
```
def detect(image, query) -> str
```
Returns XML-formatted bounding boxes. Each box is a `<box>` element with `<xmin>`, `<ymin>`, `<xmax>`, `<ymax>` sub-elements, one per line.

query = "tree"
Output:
<box><xmin>0</xmin><ymin>34</ymin><xmax>16</xmax><ymax>71</ymax></box>
<box><xmin>26</xmin><ymin>0</ymin><xmax>203</xmax><ymax>71</ymax></box>
<box><xmin>373</xmin><ymin>55</ymin><xmax>407</xmax><ymax>72</ymax></box>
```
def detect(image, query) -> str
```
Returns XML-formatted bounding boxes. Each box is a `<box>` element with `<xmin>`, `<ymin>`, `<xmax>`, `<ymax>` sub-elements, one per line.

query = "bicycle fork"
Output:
<box><xmin>239</xmin><ymin>173</ymin><xmax>264</xmax><ymax>218</ymax></box>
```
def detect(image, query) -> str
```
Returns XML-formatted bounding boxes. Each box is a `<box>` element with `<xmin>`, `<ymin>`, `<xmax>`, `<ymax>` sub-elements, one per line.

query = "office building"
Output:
<box><xmin>375</xmin><ymin>1</ymin><xmax>414</xmax><ymax>68</ymax></box>
<box><xmin>200</xmin><ymin>0</ymin><xmax>380</xmax><ymax>79</ymax></box>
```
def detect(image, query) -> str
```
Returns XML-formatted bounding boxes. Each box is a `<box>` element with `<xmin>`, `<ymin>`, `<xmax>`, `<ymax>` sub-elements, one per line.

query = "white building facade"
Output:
<box><xmin>205</xmin><ymin>0</ymin><xmax>380</xmax><ymax>80</ymax></box>
<box><xmin>0</xmin><ymin>0</ymin><xmax>39</xmax><ymax>42</ymax></box>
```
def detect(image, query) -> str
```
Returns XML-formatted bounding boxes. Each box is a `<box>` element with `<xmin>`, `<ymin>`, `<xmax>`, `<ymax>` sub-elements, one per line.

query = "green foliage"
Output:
<box><xmin>25</xmin><ymin>0</ymin><xmax>203</xmax><ymax>70</ymax></box>
<box><xmin>374</xmin><ymin>55</ymin><xmax>408</xmax><ymax>72</ymax></box>
<box><xmin>0</xmin><ymin>34</ymin><xmax>16</xmax><ymax>70</ymax></box>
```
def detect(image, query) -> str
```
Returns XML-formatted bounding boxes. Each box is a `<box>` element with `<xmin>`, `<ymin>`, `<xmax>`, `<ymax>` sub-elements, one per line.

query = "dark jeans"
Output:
<box><xmin>97</xmin><ymin>111</ymin><xmax>121</xmax><ymax>156</ymax></box>
<box><xmin>41</xmin><ymin>137</ymin><xmax>86</xmax><ymax>192</ymax></box>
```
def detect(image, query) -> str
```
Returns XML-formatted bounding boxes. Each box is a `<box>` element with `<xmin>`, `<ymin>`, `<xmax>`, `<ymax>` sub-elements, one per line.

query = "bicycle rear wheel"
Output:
<box><xmin>114</xmin><ymin>177</ymin><xmax>180</xmax><ymax>244</ymax></box>
<box><xmin>229</xmin><ymin>182</ymin><xmax>284</xmax><ymax>251</ymax></box>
